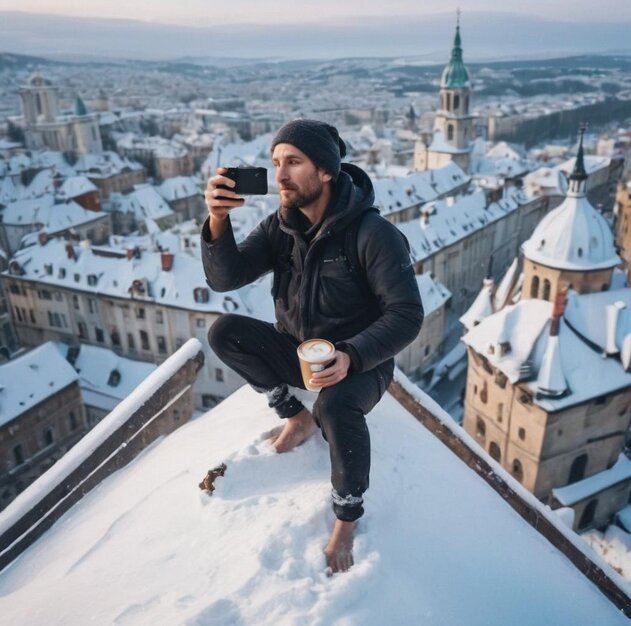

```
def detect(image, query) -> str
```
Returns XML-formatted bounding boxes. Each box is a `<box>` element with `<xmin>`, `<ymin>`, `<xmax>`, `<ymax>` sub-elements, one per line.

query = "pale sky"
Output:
<box><xmin>0</xmin><ymin>0</ymin><xmax>629</xmax><ymax>25</ymax></box>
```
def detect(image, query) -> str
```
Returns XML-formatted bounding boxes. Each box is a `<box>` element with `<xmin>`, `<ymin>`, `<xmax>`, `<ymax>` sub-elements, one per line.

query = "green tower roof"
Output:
<box><xmin>74</xmin><ymin>96</ymin><xmax>88</xmax><ymax>117</ymax></box>
<box><xmin>440</xmin><ymin>25</ymin><xmax>470</xmax><ymax>89</ymax></box>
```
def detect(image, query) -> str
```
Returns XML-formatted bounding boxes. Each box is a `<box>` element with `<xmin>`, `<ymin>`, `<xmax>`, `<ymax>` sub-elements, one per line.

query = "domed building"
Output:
<box><xmin>414</xmin><ymin>15</ymin><xmax>474</xmax><ymax>173</ymax></box>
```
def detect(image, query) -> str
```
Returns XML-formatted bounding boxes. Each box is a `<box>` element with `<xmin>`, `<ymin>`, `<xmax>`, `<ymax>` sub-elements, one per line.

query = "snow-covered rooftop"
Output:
<box><xmin>415</xmin><ymin>272</ymin><xmax>451</xmax><ymax>315</ymax></box>
<box><xmin>109</xmin><ymin>184</ymin><xmax>174</xmax><ymax>223</ymax></box>
<box><xmin>53</xmin><ymin>343</ymin><xmax>157</xmax><ymax>413</ymax></box>
<box><xmin>157</xmin><ymin>176</ymin><xmax>200</xmax><ymax>202</ymax></box>
<box><xmin>0</xmin><ymin>384</ymin><xmax>625</xmax><ymax>625</ymax></box>
<box><xmin>56</xmin><ymin>176</ymin><xmax>98</xmax><ymax>201</ymax></box>
<box><xmin>0</xmin><ymin>343</ymin><xmax>78</xmax><ymax>428</ymax></box>
<box><xmin>553</xmin><ymin>455</ymin><xmax>631</xmax><ymax>506</ymax></box>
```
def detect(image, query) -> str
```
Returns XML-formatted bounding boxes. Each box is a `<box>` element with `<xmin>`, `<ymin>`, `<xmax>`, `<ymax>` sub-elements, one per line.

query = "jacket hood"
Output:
<box><xmin>279</xmin><ymin>162</ymin><xmax>376</xmax><ymax>237</ymax></box>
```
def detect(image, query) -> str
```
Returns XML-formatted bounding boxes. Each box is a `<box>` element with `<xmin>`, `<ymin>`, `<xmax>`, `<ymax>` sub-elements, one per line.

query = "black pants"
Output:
<box><xmin>209</xmin><ymin>314</ymin><xmax>393</xmax><ymax>522</ymax></box>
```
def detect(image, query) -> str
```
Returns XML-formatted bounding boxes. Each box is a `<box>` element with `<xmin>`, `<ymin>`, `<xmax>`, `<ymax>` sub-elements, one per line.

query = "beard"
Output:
<box><xmin>279</xmin><ymin>173</ymin><xmax>324</xmax><ymax>211</ymax></box>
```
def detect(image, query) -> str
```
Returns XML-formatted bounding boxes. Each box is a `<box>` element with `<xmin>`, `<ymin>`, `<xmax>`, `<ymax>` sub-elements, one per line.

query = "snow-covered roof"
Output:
<box><xmin>109</xmin><ymin>185</ymin><xmax>173</xmax><ymax>222</ymax></box>
<box><xmin>460</xmin><ymin>278</ymin><xmax>494</xmax><ymax>330</ymax></box>
<box><xmin>521</xmin><ymin>191</ymin><xmax>619</xmax><ymax>272</ymax></box>
<box><xmin>53</xmin><ymin>343</ymin><xmax>156</xmax><ymax>412</ymax></box>
<box><xmin>0</xmin><ymin>343</ymin><xmax>78</xmax><ymax>428</ymax></box>
<box><xmin>397</xmin><ymin>188</ymin><xmax>527</xmax><ymax>264</ymax></box>
<box><xmin>415</xmin><ymin>272</ymin><xmax>451</xmax><ymax>315</ymax></box>
<box><xmin>428</xmin><ymin>129</ymin><xmax>471</xmax><ymax>155</ymax></box>
<box><xmin>7</xmin><ymin>237</ymin><xmax>274</xmax><ymax>319</ymax></box>
<box><xmin>157</xmin><ymin>176</ymin><xmax>200</xmax><ymax>202</ymax></box>
<box><xmin>462</xmin><ymin>298</ymin><xmax>631</xmax><ymax>412</ymax></box>
<box><xmin>74</xmin><ymin>151</ymin><xmax>143</xmax><ymax>178</ymax></box>
<box><xmin>201</xmin><ymin>133</ymin><xmax>274</xmax><ymax>176</ymax></box>
<box><xmin>57</xmin><ymin>176</ymin><xmax>98</xmax><ymax>200</ymax></box>
<box><xmin>560</xmin><ymin>155</ymin><xmax>611</xmax><ymax>177</ymax></box>
<box><xmin>0</xmin><ymin>384</ymin><xmax>625</xmax><ymax>625</ymax></box>
<box><xmin>372</xmin><ymin>162</ymin><xmax>469</xmax><ymax>215</ymax></box>
<box><xmin>553</xmin><ymin>455</ymin><xmax>631</xmax><ymax>506</ymax></box>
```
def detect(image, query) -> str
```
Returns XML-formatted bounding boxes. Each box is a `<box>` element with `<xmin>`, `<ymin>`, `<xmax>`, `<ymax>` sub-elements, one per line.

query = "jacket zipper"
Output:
<box><xmin>301</xmin><ymin>230</ymin><xmax>331</xmax><ymax>339</ymax></box>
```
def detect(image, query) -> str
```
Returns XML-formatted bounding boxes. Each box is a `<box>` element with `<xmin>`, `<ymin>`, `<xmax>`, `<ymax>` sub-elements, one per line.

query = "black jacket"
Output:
<box><xmin>201</xmin><ymin>163</ymin><xmax>423</xmax><ymax>374</ymax></box>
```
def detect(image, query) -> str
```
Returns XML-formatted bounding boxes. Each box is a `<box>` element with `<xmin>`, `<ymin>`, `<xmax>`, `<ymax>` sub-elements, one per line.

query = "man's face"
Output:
<box><xmin>271</xmin><ymin>143</ymin><xmax>332</xmax><ymax>210</ymax></box>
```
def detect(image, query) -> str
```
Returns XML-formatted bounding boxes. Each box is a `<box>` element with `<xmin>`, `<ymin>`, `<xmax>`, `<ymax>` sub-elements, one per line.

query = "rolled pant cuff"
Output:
<box><xmin>253</xmin><ymin>383</ymin><xmax>305</xmax><ymax>419</ymax></box>
<box><xmin>331</xmin><ymin>489</ymin><xmax>364</xmax><ymax>522</ymax></box>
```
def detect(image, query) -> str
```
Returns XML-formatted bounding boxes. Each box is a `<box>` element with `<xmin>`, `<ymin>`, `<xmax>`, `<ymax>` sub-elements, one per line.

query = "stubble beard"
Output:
<box><xmin>280</xmin><ymin>175</ymin><xmax>323</xmax><ymax>211</ymax></box>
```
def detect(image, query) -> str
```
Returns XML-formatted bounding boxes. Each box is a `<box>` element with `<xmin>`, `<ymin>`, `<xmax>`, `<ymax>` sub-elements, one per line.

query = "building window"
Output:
<box><xmin>518</xmin><ymin>427</ymin><xmax>526</xmax><ymax>441</ymax></box>
<box><xmin>127</xmin><ymin>332</ymin><xmax>135</xmax><ymax>350</ymax></box>
<box><xmin>480</xmin><ymin>381</ymin><xmax>488</xmax><ymax>404</ymax></box>
<box><xmin>196</xmin><ymin>318</ymin><xmax>206</xmax><ymax>329</ymax></box>
<box><xmin>446</xmin><ymin>93</ymin><xmax>451</xmax><ymax>111</ymax></box>
<box><xmin>95</xmin><ymin>327</ymin><xmax>104</xmax><ymax>343</ymax></box>
<box><xmin>454</xmin><ymin>94</ymin><xmax>460</xmax><ymax>110</ymax></box>
<box><xmin>194</xmin><ymin>287</ymin><xmax>210</xmax><ymax>303</ymax></box>
<box><xmin>78</xmin><ymin>321</ymin><xmax>88</xmax><ymax>339</ymax></box>
<box><xmin>542</xmin><ymin>279</ymin><xmax>551</xmax><ymax>302</ymax></box>
<box><xmin>69</xmin><ymin>411</ymin><xmax>78</xmax><ymax>430</ymax></box>
<box><xmin>156</xmin><ymin>310</ymin><xmax>163</xmax><ymax>324</ymax></box>
<box><xmin>43</xmin><ymin>427</ymin><xmax>54</xmax><ymax>447</ymax></box>
<box><xmin>30</xmin><ymin>310</ymin><xmax>36</xmax><ymax>324</ymax></box>
<box><xmin>578</xmin><ymin>499</ymin><xmax>598</xmax><ymax>531</ymax></box>
<box><xmin>88</xmin><ymin>298</ymin><xmax>97</xmax><ymax>314</ymax></box>
<box><xmin>157</xmin><ymin>336</ymin><xmax>167</xmax><ymax>354</ymax></box>
<box><xmin>14</xmin><ymin>307</ymin><xmax>22</xmax><ymax>322</ymax></box>
<box><xmin>530</xmin><ymin>275</ymin><xmax>539</xmax><ymax>299</ymax></box>
<box><xmin>108</xmin><ymin>369</ymin><xmax>121</xmax><ymax>387</ymax></box>
<box><xmin>495</xmin><ymin>372</ymin><xmax>507</xmax><ymax>389</ymax></box>
<box><xmin>476</xmin><ymin>416</ymin><xmax>486</xmax><ymax>441</ymax></box>
<box><xmin>136</xmin><ymin>307</ymin><xmax>146</xmax><ymax>320</ymax></box>
<box><xmin>73</xmin><ymin>295</ymin><xmax>80</xmax><ymax>310</ymax></box>
<box><xmin>497</xmin><ymin>403</ymin><xmax>503</xmax><ymax>422</ymax></box>
<box><xmin>140</xmin><ymin>330</ymin><xmax>150</xmax><ymax>350</ymax></box>
<box><xmin>569</xmin><ymin>454</ymin><xmax>588</xmax><ymax>484</ymax></box>
<box><xmin>202</xmin><ymin>394</ymin><xmax>219</xmax><ymax>408</ymax></box>
<box><xmin>447</xmin><ymin>124</ymin><xmax>454</xmax><ymax>141</ymax></box>
<box><xmin>87</xmin><ymin>274</ymin><xmax>98</xmax><ymax>286</ymax></box>
<box><xmin>13</xmin><ymin>444</ymin><xmax>24</xmax><ymax>466</ymax></box>
<box><xmin>511</xmin><ymin>459</ymin><xmax>523</xmax><ymax>482</ymax></box>
<box><xmin>111</xmin><ymin>328</ymin><xmax>121</xmax><ymax>346</ymax></box>
<box><xmin>216</xmin><ymin>368</ymin><xmax>224</xmax><ymax>382</ymax></box>
<box><xmin>489</xmin><ymin>441</ymin><xmax>501</xmax><ymax>463</ymax></box>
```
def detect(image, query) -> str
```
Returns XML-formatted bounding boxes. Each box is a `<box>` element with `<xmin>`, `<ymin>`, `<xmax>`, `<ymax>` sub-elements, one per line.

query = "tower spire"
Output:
<box><xmin>569</xmin><ymin>124</ymin><xmax>588</xmax><ymax>195</ymax></box>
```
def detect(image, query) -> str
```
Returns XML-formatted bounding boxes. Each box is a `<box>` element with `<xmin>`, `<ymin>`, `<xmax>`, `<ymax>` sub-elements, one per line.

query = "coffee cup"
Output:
<box><xmin>297</xmin><ymin>339</ymin><xmax>335</xmax><ymax>392</ymax></box>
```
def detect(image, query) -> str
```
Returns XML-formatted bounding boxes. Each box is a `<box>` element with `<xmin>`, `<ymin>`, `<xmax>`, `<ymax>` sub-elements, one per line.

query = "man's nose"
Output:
<box><xmin>276</xmin><ymin>164</ymin><xmax>289</xmax><ymax>182</ymax></box>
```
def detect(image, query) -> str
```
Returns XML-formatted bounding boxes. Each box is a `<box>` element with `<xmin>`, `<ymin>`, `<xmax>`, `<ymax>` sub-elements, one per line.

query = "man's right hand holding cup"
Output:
<box><xmin>205</xmin><ymin>167</ymin><xmax>245</xmax><ymax>240</ymax></box>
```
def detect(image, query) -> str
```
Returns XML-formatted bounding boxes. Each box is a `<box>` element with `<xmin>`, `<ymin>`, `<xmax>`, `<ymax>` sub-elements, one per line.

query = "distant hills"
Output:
<box><xmin>0</xmin><ymin>10</ymin><xmax>630</xmax><ymax>62</ymax></box>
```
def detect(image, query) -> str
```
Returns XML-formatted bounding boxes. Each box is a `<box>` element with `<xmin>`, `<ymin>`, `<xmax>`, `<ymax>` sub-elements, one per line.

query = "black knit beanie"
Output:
<box><xmin>271</xmin><ymin>119</ymin><xmax>347</xmax><ymax>179</ymax></box>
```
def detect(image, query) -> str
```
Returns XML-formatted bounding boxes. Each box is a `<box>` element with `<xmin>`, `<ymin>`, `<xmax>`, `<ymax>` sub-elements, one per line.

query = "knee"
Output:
<box><xmin>315</xmin><ymin>385</ymin><xmax>362</xmax><ymax>428</ymax></box>
<box><xmin>207</xmin><ymin>313</ymin><xmax>242</xmax><ymax>355</ymax></box>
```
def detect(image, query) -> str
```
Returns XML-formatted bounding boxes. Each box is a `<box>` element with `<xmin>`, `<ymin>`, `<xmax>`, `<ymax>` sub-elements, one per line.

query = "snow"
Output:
<box><xmin>0</xmin><ymin>380</ymin><xmax>627</xmax><ymax>625</ymax></box>
<box><xmin>53</xmin><ymin>342</ymin><xmax>157</xmax><ymax>412</ymax></box>
<box><xmin>584</xmin><ymin>525</ymin><xmax>631</xmax><ymax>581</ymax></box>
<box><xmin>157</xmin><ymin>176</ymin><xmax>200</xmax><ymax>202</ymax></box>
<box><xmin>57</xmin><ymin>176</ymin><xmax>98</xmax><ymax>200</ymax></box>
<box><xmin>553</xmin><ymin>455</ymin><xmax>631</xmax><ymax>507</ymax></box>
<box><xmin>0</xmin><ymin>343</ymin><xmax>78</xmax><ymax>428</ymax></box>
<box><xmin>0</xmin><ymin>338</ymin><xmax>203</xmax><ymax>537</ymax></box>
<box><xmin>460</xmin><ymin>278</ymin><xmax>493</xmax><ymax>330</ymax></box>
<box><xmin>428</xmin><ymin>129</ymin><xmax>471</xmax><ymax>155</ymax></box>
<box><xmin>415</xmin><ymin>272</ymin><xmax>451</xmax><ymax>315</ymax></box>
<box><xmin>109</xmin><ymin>184</ymin><xmax>174</xmax><ymax>222</ymax></box>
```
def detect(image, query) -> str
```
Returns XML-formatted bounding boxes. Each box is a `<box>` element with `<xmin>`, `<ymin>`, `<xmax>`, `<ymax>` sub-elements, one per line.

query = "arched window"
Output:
<box><xmin>569</xmin><ymin>454</ymin><xmax>588</xmax><ymax>484</ymax></box>
<box><xmin>542</xmin><ymin>279</ymin><xmax>551</xmax><ymax>301</ymax></box>
<box><xmin>511</xmin><ymin>459</ymin><xmax>523</xmax><ymax>482</ymax></box>
<box><xmin>465</xmin><ymin>95</ymin><xmax>469</xmax><ymax>112</ymax></box>
<box><xmin>446</xmin><ymin>93</ymin><xmax>451</xmax><ymax>111</ymax></box>
<box><xmin>530</xmin><ymin>275</ymin><xmax>539</xmax><ymax>299</ymax></box>
<box><xmin>489</xmin><ymin>441</ymin><xmax>501</xmax><ymax>462</ymax></box>
<box><xmin>447</xmin><ymin>124</ymin><xmax>454</xmax><ymax>141</ymax></box>
<box><xmin>476</xmin><ymin>416</ymin><xmax>486</xmax><ymax>441</ymax></box>
<box><xmin>454</xmin><ymin>94</ymin><xmax>460</xmax><ymax>110</ymax></box>
<box><xmin>578</xmin><ymin>499</ymin><xmax>598</xmax><ymax>530</ymax></box>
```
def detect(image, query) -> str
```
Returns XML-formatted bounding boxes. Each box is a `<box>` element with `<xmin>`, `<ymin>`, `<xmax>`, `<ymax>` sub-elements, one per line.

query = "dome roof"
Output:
<box><xmin>28</xmin><ymin>74</ymin><xmax>53</xmax><ymax>87</ymax></box>
<box><xmin>440</xmin><ymin>26</ymin><xmax>470</xmax><ymax>89</ymax></box>
<box><xmin>521</xmin><ymin>193</ymin><xmax>619</xmax><ymax>271</ymax></box>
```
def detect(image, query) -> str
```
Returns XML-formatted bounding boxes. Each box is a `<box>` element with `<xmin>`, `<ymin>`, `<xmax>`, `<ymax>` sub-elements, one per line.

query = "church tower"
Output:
<box><xmin>414</xmin><ymin>12</ymin><xmax>474</xmax><ymax>173</ymax></box>
<box><xmin>521</xmin><ymin>127</ymin><xmax>620</xmax><ymax>301</ymax></box>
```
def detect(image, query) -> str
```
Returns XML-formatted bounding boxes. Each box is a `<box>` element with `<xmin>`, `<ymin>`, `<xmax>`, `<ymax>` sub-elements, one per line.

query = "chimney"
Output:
<box><xmin>161</xmin><ymin>251</ymin><xmax>175</xmax><ymax>272</ymax></box>
<box><xmin>65</xmin><ymin>243</ymin><xmax>76</xmax><ymax>260</ymax></box>
<box><xmin>38</xmin><ymin>232</ymin><xmax>48</xmax><ymax>246</ymax></box>
<box><xmin>549</xmin><ymin>287</ymin><xmax>568</xmax><ymax>337</ymax></box>
<box><xmin>605</xmin><ymin>301</ymin><xmax>626</xmax><ymax>356</ymax></box>
<box><xmin>126</xmin><ymin>248</ymin><xmax>135</xmax><ymax>260</ymax></box>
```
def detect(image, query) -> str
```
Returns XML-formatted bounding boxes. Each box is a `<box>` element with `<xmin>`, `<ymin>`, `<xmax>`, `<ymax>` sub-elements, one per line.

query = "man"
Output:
<box><xmin>202</xmin><ymin>119</ymin><xmax>423</xmax><ymax>574</ymax></box>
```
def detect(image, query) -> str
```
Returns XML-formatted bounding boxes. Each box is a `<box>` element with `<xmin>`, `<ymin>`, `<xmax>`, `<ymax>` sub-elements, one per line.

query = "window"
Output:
<box><xmin>194</xmin><ymin>288</ymin><xmax>210</xmax><ymax>303</ymax></box>
<box><xmin>157</xmin><ymin>336</ymin><xmax>167</xmax><ymax>354</ymax></box>
<box><xmin>489</xmin><ymin>441</ymin><xmax>501</xmax><ymax>463</ymax></box>
<box><xmin>59</xmin><ymin>267</ymin><xmax>66</xmax><ymax>279</ymax></box>
<box><xmin>136</xmin><ymin>307</ymin><xmax>146</xmax><ymax>320</ymax></box>
<box><xmin>156</xmin><ymin>310</ymin><xmax>164</xmax><ymax>324</ymax></box>
<box><xmin>495</xmin><ymin>372</ymin><xmax>507</xmax><ymax>389</ymax></box>
<box><xmin>140</xmin><ymin>330</ymin><xmax>150</xmax><ymax>350</ymax></box>
<box><xmin>29</xmin><ymin>310</ymin><xmax>36</xmax><ymax>324</ymax></box>
<box><xmin>78</xmin><ymin>322</ymin><xmax>88</xmax><ymax>339</ymax></box>
<box><xmin>127</xmin><ymin>332</ymin><xmax>135</xmax><ymax>350</ymax></box>
<box><xmin>569</xmin><ymin>454</ymin><xmax>588</xmax><ymax>484</ymax></box>
<box><xmin>95</xmin><ymin>327</ymin><xmax>104</xmax><ymax>343</ymax></box>
<box><xmin>518</xmin><ymin>427</ymin><xmax>526</xmax><ymax>441</ymax></box>
<box><xmin>88</xmin><ymin>298</ymin><xmax>97</xmax><ymax>314</ymax></box>
<box><xmin>73</xmin><ymin>295</ymin><xmax>79</xmax><ymax>310</ymax></box>
<box><xmin>578</xmin><ymin>499</ymin><xmax>598</xmax><ymax>530</ymax></box>
<box><xmin>202</xmin><ymin>394</ymin><xmax>220</xmax><ymax>408</ymax></box>
<box><xmin>542</xmin><ymin>279</ymin><xmax>551</xmax><ymax>302</ymax></box>
<box><xmin>446</xmin><ymin>93</ymin><xmax>451</xmax><ymax>111</ymax></box>
<box><xmin>497</xmin><ymin>403</ymin><xmax>503</xmax><ymax>422</ymax></box>
<box><xmin>13</xmin><ymin>444</ymin><xmax>24</xmax><ymax>466</ymax></box>
<box><xmin>447</xmin><ymin>124</ymin><xmax>454</xmax><ymax>141</ymax></box>
<box><xmin>216</xmin><ymin>368</ymin><xmax>224</xmax><ymax>382</ymax></box>
<box><xmin>511</xmin><ymin>459</ymin><xmax>523</xmax><ymax>482</ymax></box>
<box><xmin>196</xmin><ymin>318</ymin><xmax>206</xmax><ymax>329</ymax></box>
<box><xmin>111</xmin><ymin>328</ymin><xmax>121</xmax><ymax>346</ymax></box>
<box><xmin>530</xmin><ymin>275</ymin><xmax>539</xmax><ymax>299</ymax></box>
<box><xmin>454</xmin><ymin>94</ymin><xmax>460</xmax><ymax>110</ymax></box>
<box><xmin>69</xmin><ymin>411</ymin><xmax>78</xmax><ymax>430</ymax></box>
<box><xmin>108</xmin><ymin>369</ymin><xmax>121</xmax><ymax>387</ymax></box>
<box><xmin>14</xmin><ymin>307</ymin><xmax>22</xmax><ymax>322</ymax></box>
<box><xmin>43</xmin><ymin>427</ymin><xmax>54</xmax><ymax>446</ymax></box>
<box><xmin>476</xmin><ymin>416</ymin><xmax>486</xmax><ymax>440</ymax></box>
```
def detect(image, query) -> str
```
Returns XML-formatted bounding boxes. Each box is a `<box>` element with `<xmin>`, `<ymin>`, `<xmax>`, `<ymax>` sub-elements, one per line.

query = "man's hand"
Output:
<box><xmin>204</xmin><ymin>167</ymin><xmax>245</xmax><ymax>240</ymax></box>
<box><xmin>310</xmin><ymin>351</ymin><xmax>351</xmax><ymax>389</ymax></box>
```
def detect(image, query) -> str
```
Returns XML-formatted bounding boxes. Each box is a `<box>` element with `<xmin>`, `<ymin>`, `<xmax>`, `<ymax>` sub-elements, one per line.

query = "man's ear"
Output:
<box><xmin>319</xmin><ymin>170</ymin><xmax>333</xmax><ymax>184</ymax></box>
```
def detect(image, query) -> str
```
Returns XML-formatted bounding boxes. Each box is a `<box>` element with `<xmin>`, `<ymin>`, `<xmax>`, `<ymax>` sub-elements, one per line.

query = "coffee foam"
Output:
<box><xmin>298</xmin><ymin>340</ymin><xmax>334</xmax><ymax>362</ymax></box>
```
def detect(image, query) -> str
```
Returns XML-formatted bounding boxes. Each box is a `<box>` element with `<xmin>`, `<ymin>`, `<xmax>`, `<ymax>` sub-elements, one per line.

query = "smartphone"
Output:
<box><xmin>220</xmin><ymin>167</ymin><xmax>268</xmax><ymax>195</ymax></box>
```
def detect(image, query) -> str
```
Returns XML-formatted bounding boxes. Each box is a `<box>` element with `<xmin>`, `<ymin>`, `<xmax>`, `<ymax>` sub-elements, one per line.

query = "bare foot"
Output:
<box><xmin>268</xmin><ymin>408</ymin><xmax>317</xmax><ymax>453</ymax></box>
<box><xmin>324</xmin><ymin>519</ymin><xmax>356</xmax><ymax>575</ymax></box>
